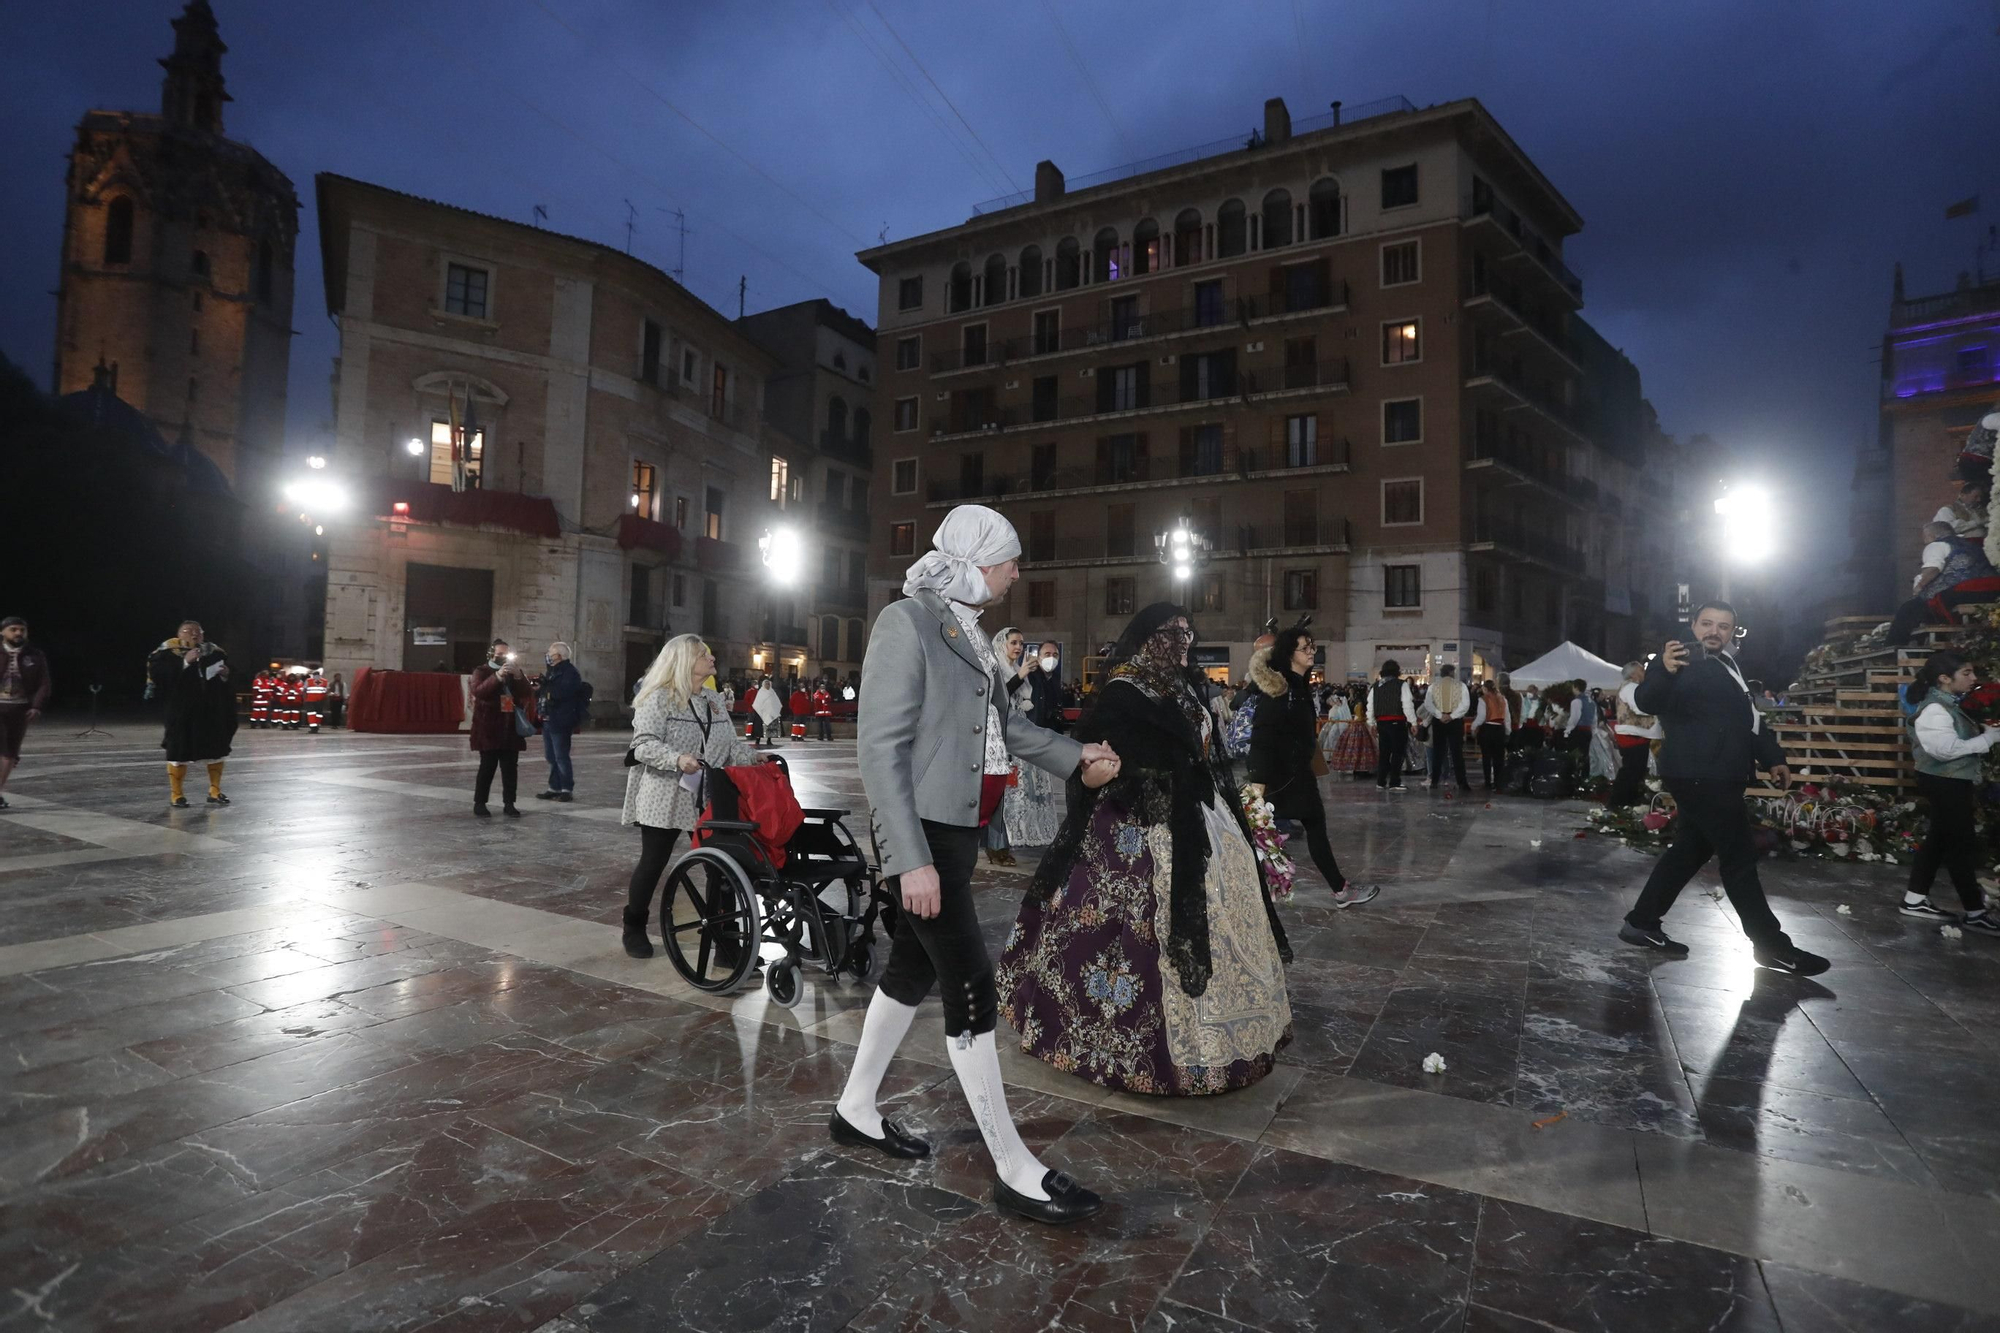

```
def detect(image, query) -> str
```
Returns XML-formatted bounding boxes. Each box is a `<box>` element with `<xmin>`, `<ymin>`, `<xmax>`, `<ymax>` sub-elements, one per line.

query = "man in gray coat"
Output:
<box><xmin>833</xmin><ymin>505</ymin><xmax>1120</xmax><ymax>1225</ymax></box>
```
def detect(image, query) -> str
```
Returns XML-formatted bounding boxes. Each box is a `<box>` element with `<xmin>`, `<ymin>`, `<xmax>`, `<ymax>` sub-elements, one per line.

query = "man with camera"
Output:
<box><xmin>1618</xmin><ymin>600</ymin><xmax>1830</xmax><ymax>976</ymax></box>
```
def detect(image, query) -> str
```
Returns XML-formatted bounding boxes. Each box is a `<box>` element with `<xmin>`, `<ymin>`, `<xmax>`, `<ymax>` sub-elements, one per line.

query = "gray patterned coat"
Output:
<box><xmin>621</xmin><ymin>687</ymin><xmax>759</xmax><ymax>830</ymax></box>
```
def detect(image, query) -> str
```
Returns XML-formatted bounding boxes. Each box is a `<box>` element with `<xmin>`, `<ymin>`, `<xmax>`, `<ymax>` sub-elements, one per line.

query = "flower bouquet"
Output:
<box><xmin>1239</xmin><ymin>786</ymin><xmax>1298</xmax><ymax>902</ymax></box>
<box><xmin>1958</xmin><ymin>682</ymin><xmax>2000</xmax><ymax>725</ymax></box>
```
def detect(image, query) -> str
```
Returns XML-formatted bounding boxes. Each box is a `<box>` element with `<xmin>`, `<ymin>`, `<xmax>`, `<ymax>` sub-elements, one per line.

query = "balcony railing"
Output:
<box><xmin>1464</xmin><ymin>273</ymin><xmax>1575</xmax><ymax>363</ymax></box>
<box><xmin>1467</xmin><ymin>355</ymin><xmax>1591</xmax><ymax>445</ymax></box>
<box><xmin>1021</xmin><ymin>516</ymin><xmax>1352</xmax><ymax>564</ymax></box>
<box><xmin>1470</xmin><ymin>515</ymin><xmax>1584</xmax><ymax>570</ymax></box>
<box><xmin>759</xmin><ymin>622</ymin><xmax>809</xmax><ymax>647</ymax></box>
<box><xmin>925</xmin><ymin>436</ymin><xmax>1350</xmax><ymax>504</ymax></box>
<box><xmin>818</xmin><ymin>428</ymin><xmax>872</xmax><ymax>468</ymax></box>
<box><xmin>1466</xmin><ymin>181</ymin><xmax>1583</xmax><ymax>304</ymax></box>
<box><xmin>816</xmin><ymin>501</ymin><xmax>872</xmax><ymax>536</ymax></box>
<box><xmin>928</xmin><ymin>288</ymin><xmax>1350</xmax><ymax>374</ymax></box>
<box><xmin>933</xmin><ymin>357</ymin><xmax>1350</xmax><ymax>440</ymax></box>
<box><xmin>695</xmin><ymin>535</ymin><xmax>750</xmax><ymax>574</ymax></box>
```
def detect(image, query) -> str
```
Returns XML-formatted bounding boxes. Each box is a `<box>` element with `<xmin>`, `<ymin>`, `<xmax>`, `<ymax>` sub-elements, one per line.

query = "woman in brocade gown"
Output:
<box><xmin>998</xmin><ymin>604</ymin><xmax>1293</xmax><ymax>1097</ymax></box>
<box><xmin>1330</xmin><ymin>684</ymin><xmax>1377</xmax><ymax>778</ymax></box>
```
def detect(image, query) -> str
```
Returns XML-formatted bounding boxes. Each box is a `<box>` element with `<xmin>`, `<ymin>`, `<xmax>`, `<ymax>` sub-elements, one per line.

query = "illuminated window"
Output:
<box><xmin>430</xmin><ymin>419</ymin><xmax>484</xmax><ymax>487</ymax></box>
<box><xmin>704</xmin><ymin>486</ymin><xmax>724</xmax><ymax>540</ymax></box>
<box><xmin>444</xmin><ymin>263</ymin><xmax>488</xmax><ymax>319</ymax></box>
<box><xmin>889</xmin><ymin>522</ymin><xmax>916</xmax><ymax>556</ymax></box>
<box><xmin>1382</xmin><ymin>320</ymin><xmax>1421</xmax><ymax>366</ymax></box>
<box><xmin>769</xmin><ymin>456</ymin><xmax>790</xmax><ymax>506</ymax></box>
<box><xmin>631</xmin><ymin>461</ymin><xmax>658</xmax><ymax>519</ymax></box>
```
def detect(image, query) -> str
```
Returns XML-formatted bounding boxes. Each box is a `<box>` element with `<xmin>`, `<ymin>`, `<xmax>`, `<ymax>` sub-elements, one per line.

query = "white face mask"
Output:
<box><xmin>1039</xmin><ymin>655</ymin><xmax>1059</xmax><ymax>673</ymax></box>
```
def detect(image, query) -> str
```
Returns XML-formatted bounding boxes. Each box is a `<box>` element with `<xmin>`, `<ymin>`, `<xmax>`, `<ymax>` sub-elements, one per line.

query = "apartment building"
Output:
<box><xmin>315</xmin><ymin>174</ymin><xmax>791</xmax><ymax>701</ymax></box>
<box><xmin>737</xmin><ymin>299</ymin><xmax>876</xmax><ymax>683</ymax></box>
<box><xmin>862</xmin><ymin>95</ymin><xmax>1653</xmax><ymax>685</ymax></box>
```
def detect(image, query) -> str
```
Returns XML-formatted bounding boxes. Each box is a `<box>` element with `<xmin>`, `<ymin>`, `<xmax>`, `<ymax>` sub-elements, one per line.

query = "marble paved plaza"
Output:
<box><xmin>2</xmin><ymin>723</ymin><xmax>1998</xmax><ymax>1331</ymax></box>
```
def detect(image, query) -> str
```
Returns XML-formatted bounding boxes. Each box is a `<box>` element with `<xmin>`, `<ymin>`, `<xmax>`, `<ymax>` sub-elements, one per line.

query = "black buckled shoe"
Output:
<box><xmin>994</xmin><ymin>1169</ymin><xmax>1103</xmax><ymax>1225</ymax></box>
<box><xmin>829</xmin><ymin>1108</ymin><xmax>931</xmax><ymax>1159</ymax></box>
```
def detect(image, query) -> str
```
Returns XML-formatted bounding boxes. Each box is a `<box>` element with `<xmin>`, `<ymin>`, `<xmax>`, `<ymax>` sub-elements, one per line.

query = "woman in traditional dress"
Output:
<box><xmin>992</xmin><ymin>625</ymin><xmax>1064</xmax><ymax>851</ymax></box>
<box><xmin>1329</xmin><ymin>683</ymin><xmax>1377</xmax><ymax>778</ymax></box>
<box><xmin>998</xmin><ymin>603</ymin><xmax>1293</xmax><ymax>1097</ymax></box>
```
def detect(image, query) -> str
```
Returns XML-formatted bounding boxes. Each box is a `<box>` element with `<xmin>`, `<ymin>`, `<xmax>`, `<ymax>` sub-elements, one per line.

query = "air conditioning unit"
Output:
<box><xmin>1005</xmin><ymin>380</ymin><xmax>1018</xmax><ymax>390</ymax></box>
<box><xmin>1247</xmin><ymin>341</ymin><xmax>1265</xmax><ymax>353</ymax></box>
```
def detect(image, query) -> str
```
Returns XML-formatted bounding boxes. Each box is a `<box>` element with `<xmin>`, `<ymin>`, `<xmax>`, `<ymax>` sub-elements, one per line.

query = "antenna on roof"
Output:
<box><xmin>533</xmin><ymin>204</ymin><xmax>548</xmax><ymax>227</ymax></box>
<box><xmin>622</xmin><ymin>199</ymin><xmax>637</xmax><ymax>255</ymax></box>
<box><xmin>879</xmin><ymin>222</ymin><xmax>889</xmax><ymax>244</ymax></box>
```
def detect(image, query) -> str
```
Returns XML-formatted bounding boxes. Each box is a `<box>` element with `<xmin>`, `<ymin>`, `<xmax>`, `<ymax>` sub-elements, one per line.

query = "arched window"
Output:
<box><xmin>1132</xmin><ymin>218</ymin><xmax>1160</xmax><ymax>276</ymax></box>
<box><xmin>948</xmin><ymin>261</ymin><xmax>973</xmax><ymax>313</ymax></box>
<box><xmin>1216</xmin><ymin>199</ymin><xmax>1246</xmax><ymax>258</ymax></box>
<box><xmin>255</xmin><ymin>239</ymin><xmax>274</xmax><ymax>303</ymax></box>
<box><xmin>103</xmin><ymin>197</ymin><xmax>134</xmax><ymax>265</ymax></box>
<box><xmin>1017</xmin><ymin>244</ymin><xmax>1043</xmax><ymax>299</ymax></box>
<box><xmin>1054</xmin><ymin>237</ymin><xmax>1081</xmax><ymax>291</ymax></box>
<box><xmin>190</xmin><ymin>250</ymin><xmax>209</xmax><ymax>278</ymax></box>
<box><xmin>852</xmin><ymin>407</ymin><xmax>871</xmax><ymax>445</ymax></box>
<box><xmin>847</xmin><ymin>617</ymin><xmax>865</xmax><ymax>660</ymax></box>
<box><xmin>821</xmin><ymin>615</ymin><xmax>841</xmax><ymax>659</ymax></box>
<box><xmin>982</xmin><ymin>253</ymin><xmax>1007</xmax><ymax>307</ymax></box>
<box><xmin>1092</xmin><ymin>226</ymin><xmax>1121</xmax><ymax>282</ymax></box>
<box><xmin>1174</xmin><ymin>208</ymin><xmax>1203</xmax><ymax>266</ymax></box>
<box><xmin>1262</xmin><ymin>189</ymin><xmax>1293</xmax><ymax>248</ymax></box>
<box><xmin>826</xmin><ymin>395</ymin><xmax>847</xmax><ymax>442</ymax></box>
<box><xmin>1308</xmin><ymin>178</ymin><xmax>1341</xmax><ymax>239</ymax></box>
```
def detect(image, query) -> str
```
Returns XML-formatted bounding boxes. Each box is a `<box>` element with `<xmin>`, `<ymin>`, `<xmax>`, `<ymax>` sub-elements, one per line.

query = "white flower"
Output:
<box><xmin>1529</xmin><ymin>839</ymin><xmax>1543</xmax><ymax>849</ymax></box>
<box><xmin>1836</xmin><ymin>904</ymin><xmax>1852</xmax><ymax>915</ymax></box>
<box><xmin>1941</xmin><ymin>924</ymin><xmax>1963</xmax><ymax>940</ymax></box>
<box><xmin>1421</xmin><ymin>1052</ymin><xmax>1447</xmax><ymax>1074</ymax></box>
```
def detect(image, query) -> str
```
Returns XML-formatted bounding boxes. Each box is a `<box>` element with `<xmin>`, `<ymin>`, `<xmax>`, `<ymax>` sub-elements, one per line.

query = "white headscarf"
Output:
<box><xmin>901</xmin><ymin>504</ymin><xmax>1021</xmax><ymax>605</ymax></box>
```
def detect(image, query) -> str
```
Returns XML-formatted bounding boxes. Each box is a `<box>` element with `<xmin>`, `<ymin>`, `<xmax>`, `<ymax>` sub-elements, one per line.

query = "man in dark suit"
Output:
<box><xmin>1619</xmin><ymin>600</ymin><xmax>1829</xmax><ymax>976</ymax></box>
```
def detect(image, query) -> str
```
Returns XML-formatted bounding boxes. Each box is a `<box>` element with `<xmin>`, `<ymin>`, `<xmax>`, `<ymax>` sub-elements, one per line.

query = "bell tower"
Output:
<box><xmin>159</xmin><ymin>0</ymin><xmax>230</xmax><ymax>135</ymax></box>
<box><xmin>52</xmin><ymin>0</ymin><xmax>297</xmax><ymax>491</ymax></box>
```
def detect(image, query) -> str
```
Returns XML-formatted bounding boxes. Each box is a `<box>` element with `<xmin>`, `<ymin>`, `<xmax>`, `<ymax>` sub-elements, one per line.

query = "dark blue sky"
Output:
<box><xmin>5</xmin><ymin>0</ymin><xmax>1996</xmax><ymax>564</ymax></box>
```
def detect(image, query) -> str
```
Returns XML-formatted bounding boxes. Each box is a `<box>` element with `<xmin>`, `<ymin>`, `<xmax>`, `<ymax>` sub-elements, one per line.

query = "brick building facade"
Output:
<box><xmin>862</xmin><ymin>96</ymin><xmax>1671</xmax><ymax>685</ymax></box>
<box><xmin>315</xmin><ymin>175</ymin><xmax>793</xmax><ymax>704</ymax></box>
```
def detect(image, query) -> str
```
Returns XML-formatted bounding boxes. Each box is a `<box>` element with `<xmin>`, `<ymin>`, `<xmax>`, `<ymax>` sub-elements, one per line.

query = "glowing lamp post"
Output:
<box><xmin>758</xmin><ymin>526</ymin><xmax>803</xmax><ymax>585</ymax></box>
<box><xmin>1712</xmin><ymin>482</ymin><xmax>1776</xmax><ymax>599</ymax></box>
<box><xmin>1155</xmin><ymin>522</ymin><xmax>1210</xmax><ymax>583</ymax></box>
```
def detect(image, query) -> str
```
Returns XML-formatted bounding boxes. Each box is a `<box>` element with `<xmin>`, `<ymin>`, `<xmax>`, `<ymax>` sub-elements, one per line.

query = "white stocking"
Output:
<box><xmin>835</xmin><ymin>989</ymin><xmax>919</xmax><ymax>1136</ymax></box>
<box><xmin>947</xmin><ymin>1029</ymin><xmax>1050</xmax><ymax>1200</ymax></box>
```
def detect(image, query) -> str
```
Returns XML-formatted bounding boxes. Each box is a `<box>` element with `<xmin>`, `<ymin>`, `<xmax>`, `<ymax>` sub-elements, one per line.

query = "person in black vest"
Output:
<box><xmin>1366</xmin><ymin>660</ymin><xmax>1417</xmax><ymax>792</ymax></box>
<box><xmin>1619</xmin><ymin>601</ymin><xmax>1829</xmax><ymax>975</ymax></box>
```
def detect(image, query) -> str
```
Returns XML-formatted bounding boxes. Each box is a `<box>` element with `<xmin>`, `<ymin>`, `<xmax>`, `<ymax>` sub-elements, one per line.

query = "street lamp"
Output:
<box><xmin>759</xmin><ymin>525</ymin><xmax>803</xmax><ymax>585</ymax></box>
<box><xmin>1712</xmin><ymin>481</ymin><xmax>1776</xmax><ymax>599</ymax></box>
<box><xmin>405</xmin><ymin>437</ymin><xmax>426</xmax><ymax>457</ymax></box>
<box><xmin>1155</xmin><ymin>522</ymin><xmax>1211</xmax><ymax>583</ymax></box>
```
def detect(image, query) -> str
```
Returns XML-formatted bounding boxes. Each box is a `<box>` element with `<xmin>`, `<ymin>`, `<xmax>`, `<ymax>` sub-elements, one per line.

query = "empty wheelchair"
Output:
<box><xmin>657</xmin><ymin>756</ymin><xmax>893</xmax><ymax>1006</ymax></box>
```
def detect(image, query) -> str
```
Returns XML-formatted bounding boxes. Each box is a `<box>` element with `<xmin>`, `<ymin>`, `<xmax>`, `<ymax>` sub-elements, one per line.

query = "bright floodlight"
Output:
<box><xmin>759</xmin><ymin>526</ymin><xmax>803</xmax><ymax>585</ymax></box>
<box><xmin>281</xmin><ymin>477</ymin><xmax>349</xmax><ymax>513</ymax></box>
<box><xmin>307</xmin><ymin>455</ymin><xmax>327</xmax><ymax>470</ymax></box>
<box><xmin>1172</xmin><ymin>562</ymin><xmax>1193</xmax><ymax>580</ymax></box>
<box><xmin>405</xmin><ymin>437</ymin><xmax>425</xmax><ymax>456</ymax></box>
<box><xmin>1714</xmin><ymin>483</ymin><xmax>1776</xmax><ymax>565</ymax></box>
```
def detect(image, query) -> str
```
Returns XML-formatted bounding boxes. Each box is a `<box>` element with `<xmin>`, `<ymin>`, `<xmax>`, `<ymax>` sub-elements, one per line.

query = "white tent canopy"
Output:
<box><xmin>1504</xmin><ymin>641</ymin><xmax>1626</xmax><ymax>690</ymax></box>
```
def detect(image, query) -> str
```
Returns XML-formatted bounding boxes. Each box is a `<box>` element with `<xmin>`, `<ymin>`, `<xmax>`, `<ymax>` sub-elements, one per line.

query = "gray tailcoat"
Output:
<box><xmin>859</xmin><ymin>588</ymin><xmax>1084</xmax><ymax>878</ymax></box>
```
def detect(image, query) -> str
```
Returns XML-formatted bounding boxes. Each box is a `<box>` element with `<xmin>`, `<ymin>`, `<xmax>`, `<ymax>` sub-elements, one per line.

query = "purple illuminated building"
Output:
<box><xmin>1848</xmin><ymin>264</ymin><xmax>2000</xmax><ymax>611</ymax></box>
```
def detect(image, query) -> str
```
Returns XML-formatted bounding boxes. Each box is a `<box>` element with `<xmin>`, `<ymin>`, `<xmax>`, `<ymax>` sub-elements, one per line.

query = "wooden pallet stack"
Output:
<box><xmin>1760</xmin><ymin>611</ymin><xmax>1993</xmax><ymax>797</ymax></box>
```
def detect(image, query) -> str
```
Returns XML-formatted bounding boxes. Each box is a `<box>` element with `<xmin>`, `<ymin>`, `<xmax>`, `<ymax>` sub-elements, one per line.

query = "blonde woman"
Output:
<box><xmin>621</xmin><ymin>634</ymin><xmax>760</xmax><ymax>958</ymax></box>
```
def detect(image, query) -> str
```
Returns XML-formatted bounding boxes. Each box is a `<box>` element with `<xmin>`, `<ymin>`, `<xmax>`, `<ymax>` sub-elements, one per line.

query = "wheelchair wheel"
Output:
<box><xmin>766</xmin><ymin>958</ymin><xmax>802</xmax><ymax>1007</ymax></box>
<box><xmin>845</xmin><ymin>940</ymin><xmax>874</xmax><ymax>980</ymax></box>
<box><xmin>659</xmin><ymin>847</ymin><xmax>761</xmax><ymax>993</ymax></box>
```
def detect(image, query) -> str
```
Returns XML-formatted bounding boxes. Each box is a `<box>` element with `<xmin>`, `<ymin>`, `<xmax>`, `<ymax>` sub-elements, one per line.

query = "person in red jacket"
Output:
<box><xmin>469</xmin><ymin>638</ymin><xmax>531</xmax><ymax>816</ymax></box>
<box><xmin>788</xmin><ymin>684</ymin><xmax>811</xmax><ymax>741</ymax></box>
<box><xmin>278</xmin><ymin>671</ymin><xmax>303</xmax><ymax>729</ymax></box>
<box><xmin>249</xmin><ymin>669</ymin><xmax>274</xmax><ymax>728</ymax></box>
<box><xmin>812</xmin><ymin>683</ymin><xmax>834</xmax><ymax>741</ymax></box>
<box><xmin>302</xmin><ymin>670</ymin><xmax>330</xmax><ymax>732</ymax></box>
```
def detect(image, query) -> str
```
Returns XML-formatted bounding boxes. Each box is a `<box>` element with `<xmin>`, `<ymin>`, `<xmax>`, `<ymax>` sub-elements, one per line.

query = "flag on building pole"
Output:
<box><xmin>460</xmin><ymin>388</ymin><xmax>479</xmax><ymax>492</ymax></box>
<box><xmin>1946</xmin><ymin>195</ymin><xmax>1980</xmax><ymax>220</ymax></box>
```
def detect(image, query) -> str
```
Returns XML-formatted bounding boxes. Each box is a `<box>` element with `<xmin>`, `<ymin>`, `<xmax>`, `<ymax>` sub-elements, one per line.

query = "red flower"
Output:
<box><xmin>1960</xmin><ymin>682</ymin><xmax>2000</xmax><ymax>725</ymax></box>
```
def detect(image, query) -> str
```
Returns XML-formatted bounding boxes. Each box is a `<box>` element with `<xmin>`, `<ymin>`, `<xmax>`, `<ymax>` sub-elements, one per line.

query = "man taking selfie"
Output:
<box><xmin>1618</xmin><ymin>600</ymin><xmax>1830</xmax><ymax>976</ymax></box>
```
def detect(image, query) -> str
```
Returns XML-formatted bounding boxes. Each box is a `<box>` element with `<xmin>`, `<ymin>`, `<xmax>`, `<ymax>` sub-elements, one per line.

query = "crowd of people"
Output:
<box><xmin>6</xmin><ymin>487</ymin><xmax>1999</xmax><ymax>1231</ymax></box>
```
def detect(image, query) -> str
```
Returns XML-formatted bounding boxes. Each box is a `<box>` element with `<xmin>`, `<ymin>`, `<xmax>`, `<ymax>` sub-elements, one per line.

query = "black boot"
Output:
<box><xmin>622</xmin><ymin>909</ymin><xmax>654</xmax><ymax>958</ymax></box>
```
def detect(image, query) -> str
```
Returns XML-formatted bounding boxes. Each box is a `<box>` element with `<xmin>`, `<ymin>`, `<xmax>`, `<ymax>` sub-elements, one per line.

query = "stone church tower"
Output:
<box><xmin>53</xmin><ymin>0</ymin><xmax>298</xmax><ymax>491</ymax></box>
